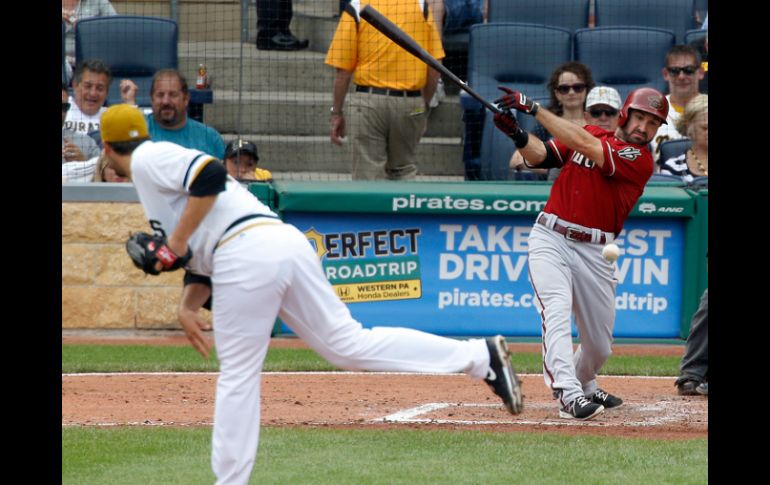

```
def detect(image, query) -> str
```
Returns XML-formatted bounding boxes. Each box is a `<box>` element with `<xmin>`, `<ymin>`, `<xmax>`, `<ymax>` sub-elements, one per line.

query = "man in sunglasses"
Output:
<box><xmin>492</xmin><ymin>86</ymin><xmax>668</xmax><ymax>421</ymax></box>
<box><xmin>650</xmin><ymin>44</ymin><xmax>705</xmax><ymax>162</ymax></box>
<box><xmin>583</xmin><ymin>86</ymin><xmax>621</xmax><ymax>132</ymax></box>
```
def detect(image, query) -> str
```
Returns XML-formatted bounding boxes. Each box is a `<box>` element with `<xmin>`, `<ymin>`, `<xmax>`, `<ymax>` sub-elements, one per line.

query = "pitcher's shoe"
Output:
<box><xmin>590</xmin><ymin>388</ymin><xmax>623</xmax><ymax>408</ymax></box>
<box><xmin>559</xmin><ymin>396</ymin><xmax>604</xmax><ymax>420</ymax></box>
<box><xmin>484</xmin><ymin>335</ymin><xmax>523</xmax><ymax>414</ymax></box>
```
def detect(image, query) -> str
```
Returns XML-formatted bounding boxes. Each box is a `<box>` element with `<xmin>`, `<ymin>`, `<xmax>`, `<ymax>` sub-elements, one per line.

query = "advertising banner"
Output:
<box><xmin>282</xmin><ymin>211</ymin><xmax>685</xmax><ymax>338</ymax></box>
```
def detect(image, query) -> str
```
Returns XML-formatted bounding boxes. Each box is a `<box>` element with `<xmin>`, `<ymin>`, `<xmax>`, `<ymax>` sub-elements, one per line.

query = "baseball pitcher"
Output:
<box><xmin>100</xmin><ymin>104</ymin><xmax>522</xmax><ymax>485</ymax></box>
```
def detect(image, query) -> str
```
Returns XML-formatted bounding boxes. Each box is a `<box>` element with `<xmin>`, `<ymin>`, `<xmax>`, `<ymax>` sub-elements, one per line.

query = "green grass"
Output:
<box><xmin>62</xmin><ymin>344</ymin><xmax>680</xmax><ymax>376</ymax></box>
<box><xmin>62</xmin><ymin>427</ymin><xmax>707</xmax><ymax>485</ymax></box>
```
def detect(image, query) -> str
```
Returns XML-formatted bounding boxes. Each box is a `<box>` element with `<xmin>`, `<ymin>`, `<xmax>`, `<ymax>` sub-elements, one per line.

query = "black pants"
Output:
<box><xmin>257</xmin><ymin>0</ymin><xmax>293</xmax><ymax>39</ymax></box>
<box><xmin>676</xmin><ymin>288</ymin><xmax>708</xmax><ymax>384</ymax></box>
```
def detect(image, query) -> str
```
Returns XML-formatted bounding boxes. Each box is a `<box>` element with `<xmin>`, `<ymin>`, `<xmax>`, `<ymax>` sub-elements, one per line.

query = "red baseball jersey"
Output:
<box><xmin>543</xmin><ymin>125</ymin><xmax>653</xmax><ymax>235</ymax></box>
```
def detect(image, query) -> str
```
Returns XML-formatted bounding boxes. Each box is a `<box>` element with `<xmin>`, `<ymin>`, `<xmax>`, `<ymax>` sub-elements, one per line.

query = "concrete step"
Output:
<box><xmin>204</xmin><ymin>90</ymin><xmax>464</xmax><ymax>137</ymax></box>
<box><xmin>219</xmin><ymin>134</ymin><xmax>464</xmax><ymax>176</ymax></box>
<box><xmin>179</xmin><ymin>42</ymin><xmax>334</xmax><ymax>93</ymax></box>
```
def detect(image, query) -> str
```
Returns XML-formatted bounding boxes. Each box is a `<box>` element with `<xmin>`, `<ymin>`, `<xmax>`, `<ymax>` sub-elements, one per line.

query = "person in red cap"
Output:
<box><xmin>492</xmin><ymin>86</ymin><xmax>668</xmax><ymax>421</ymax></box>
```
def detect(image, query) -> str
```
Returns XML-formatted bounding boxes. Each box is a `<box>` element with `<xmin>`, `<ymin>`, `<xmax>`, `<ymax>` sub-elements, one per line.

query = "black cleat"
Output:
<box><xmin>484</xmin><ymin>335</ymin><xmax>523</xmax><ymax>414</ymax></box>
<box><xmin>559</xmin><ymin>396</ymin><xmax>604</xmax><ymax>420</ymax></box>
<box><xmin>676</xmin><ymin>379</ymin><xmax>701</xmax><ymax>396</ymax></box>
<box><xmin>590</xmin><ymin>388</ymin><xmax>623</xmax><ymax>409</ymax></box>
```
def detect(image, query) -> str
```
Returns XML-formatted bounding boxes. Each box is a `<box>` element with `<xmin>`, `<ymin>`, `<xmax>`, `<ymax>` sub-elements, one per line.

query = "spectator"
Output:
<box><xmin>509</xmin><ymin>62</ymin><xmax>594</xmax><ymax>180</ymax></box>
<box><xmin>582</xmin><ymin>86</ymin><xmax>622</xmax><ymax>132</ymax></box>
<box><xmin>256</xmin><ymin>0</ymin><xmax>309</xmax><ymax>51</ymax></box>
<box><xmin>120</xmin><ymin>70</ymin><xmax>226</xmax><ymax>159</ymax></box>
<box><xmin>65</xmin><ymin>59</ymin><xmax>112</xmax><ymax>136</ymax></box>
<box><xmin>326</xmin><ymin>1</ymin><xmax>443</xmax><ymax>180</ymax></box>
<box><xmin>425</xmin><ymin>0</ymin><xmax>488</xmax><ymax>107</ymax></box>
<box><xmin>675</xmin><ymin>288</ymin><xmax>708</xmax><ymax>396</ymax></box>
<box><xmin>659</xmin><ymin>94</ymin><xmax>707</xmax><ymax>183</ymax></box>
<box><xmin>649</xmin><ymin>44</ymin><xmax>705</xmax><ymax>162</ymax></box>
<box><xmin>93</xmin><ymin>153</ymin><xmax>128</xmax><ymax>182</ymax></box>
<box><xmin>223</xmin><ymin>139</ymin><xmax>273</xmax><ymax>182</ymax></box>
<box><xmin>689</xmin><ymin>30</ymin><xmax>708</xmax><ymax>94</ymax></box>
<box><xmin>62</xmin><ymin>0</ymin><xmax>117</xmax><ymax>83</ymax></box>
<box><xmin>62</xmin><ymin>84</ymin><xmax>100</xmax><ymax>164</ymax></box>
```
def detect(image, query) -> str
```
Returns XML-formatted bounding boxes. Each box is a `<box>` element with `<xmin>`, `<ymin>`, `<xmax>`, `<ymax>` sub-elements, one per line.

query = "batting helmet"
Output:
<box><xmin>618</xmin><ymin>88</ymin><xmax>669</xmax><ymax>127</ymax></box>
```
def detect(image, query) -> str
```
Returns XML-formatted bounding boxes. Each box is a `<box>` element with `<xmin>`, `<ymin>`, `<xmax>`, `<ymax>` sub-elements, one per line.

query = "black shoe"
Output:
<box><xmin>590</xmin><ymin>388</ymin><xmax>623</xmax><ymax>409</ymax></box>
<box><xmin>676</xmin><ymin>379</ymin><xmax>701</xmax><ymax>396</ymax></box>
<box><xmin>559</xmin><ymin>396</ymin><xmax>604</xmax><ymax>420</ymax></box>
<box><xmin>257</xmin><ymin>32</ymin><xmax>309</xmax><ymax>51</ymax></box>
<box><xmin>696</xmin><ymin>381</ymin><xmax>708</xmax><ymax>396</ymax></box>
<box><xmin>484</xmin><ymin>335</ymin><xmax>523</xmax><ymax>415</ymax></box>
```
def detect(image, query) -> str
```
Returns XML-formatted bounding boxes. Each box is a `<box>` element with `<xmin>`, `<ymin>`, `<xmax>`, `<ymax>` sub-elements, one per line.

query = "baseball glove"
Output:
<box><xmin>125</xmin><ymin>232</ymin><xmax>193</xmax><ymax>275</ymax></box>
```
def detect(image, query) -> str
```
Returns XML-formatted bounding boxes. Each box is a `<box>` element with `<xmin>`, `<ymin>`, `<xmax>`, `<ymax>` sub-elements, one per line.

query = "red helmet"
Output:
<box><xmin>618</xmin><ymin>88</ymin><xmax>669</xmax><ymax>127</ymax></box>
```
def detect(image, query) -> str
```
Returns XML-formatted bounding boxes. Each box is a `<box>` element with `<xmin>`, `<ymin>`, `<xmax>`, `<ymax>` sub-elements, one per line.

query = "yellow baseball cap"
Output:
<box><xmin>100</xmin><ymin>104</ymin><xmax>149</xmax><ymax>143</ymax></box>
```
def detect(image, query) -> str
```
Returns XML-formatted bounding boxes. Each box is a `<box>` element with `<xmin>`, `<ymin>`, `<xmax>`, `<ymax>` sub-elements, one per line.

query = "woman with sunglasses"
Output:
<box><xmin>509</xmin><ymin>62</ymin><xmax>595</xmax><ymax>180</ymax></box>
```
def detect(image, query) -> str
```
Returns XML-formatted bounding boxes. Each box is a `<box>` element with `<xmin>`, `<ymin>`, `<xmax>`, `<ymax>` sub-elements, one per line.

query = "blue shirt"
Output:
<box><xmin>146</xmin><ymin>115</ymin><xmax>226</xmax><ymax>160</ymax></box>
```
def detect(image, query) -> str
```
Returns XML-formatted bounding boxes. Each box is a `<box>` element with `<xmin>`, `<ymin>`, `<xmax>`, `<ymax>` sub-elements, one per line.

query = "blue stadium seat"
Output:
<box><xmin>487</xmin><ymin>0</ymin><xmax>590</xmax><ymax>32</ymax></box>
<box><xmin>463</xmin><ymin>23</ymin><xmax>571</xmax><ymax>180</ymax></box>
<box><xmin>684</xmin><ymin>28</ymin><xmax>707</xmax><ymax>47</ymax></box>
<box><xmin>466</xmin><ymin>23</ymin><xmax>572</xmax><ymax>109</ymax></box>
<box><xmin>75</xmin><ymin>16</ymin><xmax>178</xmax><ymax>107</ymax></box>
<box><xmin>594</xmin><ymin>0</ymin><xmax>697</xmax><ymax>44</ymax></box>
<box><xmin>658</xmin><ymin>138</ymin><xmax>692</xmax><ymax>164</ymax></box>
<box><xmin>574</xmin><ymin>27</ymin><xmax>674</xmax><ymax>102</ymax></box>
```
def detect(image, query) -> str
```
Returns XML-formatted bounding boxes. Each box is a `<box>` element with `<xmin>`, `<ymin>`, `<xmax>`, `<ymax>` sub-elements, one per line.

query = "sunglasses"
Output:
<box><xmin>62</xmin><ymin>102</ymin><xmax>71</xmax><ymax>112</ymax></box>
<box><xmin>555</xmin><ymin>83</ymin><xmax>586</xmax><ymax>95</ymax></box>
<box><xmin>589</xmin><ymin>108</ymin><xmax>618</xmax><ymax>118</ymax></box>
<box><xmin>666</xmin><ymin>66</ymin><xmax>698</xmax><ymax>76</ymax></box>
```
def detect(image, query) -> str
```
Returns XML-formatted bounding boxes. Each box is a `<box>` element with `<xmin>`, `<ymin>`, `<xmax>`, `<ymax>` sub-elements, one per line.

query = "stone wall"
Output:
<box><xmin>62</xmin><ymin>201</ymin><xmax>200</xmax><ymax>329</ymax></box>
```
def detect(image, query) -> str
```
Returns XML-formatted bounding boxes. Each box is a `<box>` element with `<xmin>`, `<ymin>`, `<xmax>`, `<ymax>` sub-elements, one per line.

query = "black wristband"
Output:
<box><xmin>530</xmin><ymin>102</ymin><xmax>540</xmax><ymax>117</ymax></box>
<box><xmin>512</xmin><ymin>129</ymin><xmax>529</xmax><ymax>149</ymax></box>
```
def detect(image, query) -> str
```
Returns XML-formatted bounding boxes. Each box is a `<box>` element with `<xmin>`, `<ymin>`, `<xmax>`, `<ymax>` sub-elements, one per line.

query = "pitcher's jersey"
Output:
<box><xmin>543</xmin><ymin>125</ymin><xmax>653</xmax><ymax>235</ymax></box>
<box><xmin>130</xmin><ymin>140</ymin><xmax>278</xmax><ymax>276</ymax></box>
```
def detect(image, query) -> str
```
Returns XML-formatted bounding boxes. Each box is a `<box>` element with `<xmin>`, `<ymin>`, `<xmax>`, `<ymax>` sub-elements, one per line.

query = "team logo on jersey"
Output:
<box><xmin>617</xmin><ymin>147</ymin><xmax>642</xmax><ymax>161</ymax></box>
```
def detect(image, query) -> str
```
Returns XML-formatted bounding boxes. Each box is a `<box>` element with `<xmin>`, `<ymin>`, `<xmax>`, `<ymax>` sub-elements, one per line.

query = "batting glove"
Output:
<box><xmin>493</xmin><ymin>110</ymin><xmax>530</xmax><ymax>148</ymax></box>
<box><xmin>494</xmin><ymin>86</ymin><xmax>540</xmax><ymax>116</ymax></box>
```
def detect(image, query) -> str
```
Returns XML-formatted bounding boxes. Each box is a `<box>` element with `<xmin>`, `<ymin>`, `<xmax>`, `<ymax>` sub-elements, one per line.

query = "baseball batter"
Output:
<box><xmin>492</xmin><ymin>87</ymin><xmax>668</xmax><ymax>420</ymax></box>
<box><xmin>99</xmin><ymin>104</ymin><xmax>522</xmax><ymax>485</ymax></box>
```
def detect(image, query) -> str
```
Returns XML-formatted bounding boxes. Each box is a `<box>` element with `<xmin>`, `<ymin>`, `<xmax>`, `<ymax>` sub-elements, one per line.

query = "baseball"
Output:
<box><xmin>602</xmin><ymin>243</ymin><xmax>620</xmax><ymax>262</ymax></box>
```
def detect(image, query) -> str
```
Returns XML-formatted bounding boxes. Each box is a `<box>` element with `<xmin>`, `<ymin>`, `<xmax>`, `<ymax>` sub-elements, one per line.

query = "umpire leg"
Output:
<box><xmin>676</xmin><ymin>288</ymin><xmax>709</xmax><ymax>385</ymax></box>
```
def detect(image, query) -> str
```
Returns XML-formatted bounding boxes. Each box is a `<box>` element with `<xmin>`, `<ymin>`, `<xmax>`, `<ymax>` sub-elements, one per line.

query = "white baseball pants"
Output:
<box><xmin>210</xmin><ymin>222</ymin><xmax>490</xmax><ymax>485</ymax></box>
<box><xmin>527</xmin><ymin>222</ymin><xmax>618</xmax><ymax>409</ymax></box>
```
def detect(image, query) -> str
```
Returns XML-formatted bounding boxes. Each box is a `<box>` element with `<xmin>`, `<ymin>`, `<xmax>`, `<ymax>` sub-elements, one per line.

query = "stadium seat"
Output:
<box><xmin>75</xmin><ymin>15</ymin><xmax>178</xmax><ymax>107</ymax></box>
<box><xmin>574</xmin><ymin>27</ymin><xmax>674</xmax><ymax>102</ymax></box>
<box><xmin>684</xmin><ymin>28</ymin><xmax>707</xmax><ymax>47</ymax></box>
<box><xmin>658</xmin><ymin>138</ymin><xmax>692</xmax><ymax>164</ymax></box>
<box><xmin>463</xmin><ymin>23</ymin><xmax>571</xmax><ymax>180</ymax></box>
<box><xmin>487</xmin><ymin>0</ymin><xmax>590</xmax><ymax>32</ymax></box>
<box><xmin>594</xmin><ymin>0</ymin><xmax>697</xmax><ymax>44</ymax></box>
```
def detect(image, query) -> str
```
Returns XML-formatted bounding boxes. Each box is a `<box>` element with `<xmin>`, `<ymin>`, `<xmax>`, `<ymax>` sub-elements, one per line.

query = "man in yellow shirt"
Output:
<box><xmin>326</xmin><ymin>0</ymin><xmax>444</xmax><ymax>180</ymax></box>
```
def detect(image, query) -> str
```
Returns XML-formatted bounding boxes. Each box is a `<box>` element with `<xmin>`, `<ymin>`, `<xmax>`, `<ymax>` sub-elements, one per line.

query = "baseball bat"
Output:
<box><xmin>359</xmin><ymin>5</ymin><xmax>502</xmax><ymax>114</ymax></box>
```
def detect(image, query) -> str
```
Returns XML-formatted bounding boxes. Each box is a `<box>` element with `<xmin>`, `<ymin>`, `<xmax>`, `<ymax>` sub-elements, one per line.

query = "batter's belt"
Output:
<box><xmin>537</xmin><ymin>214</ymin><xmax>610</xmax><ymax>244</ymax></box>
